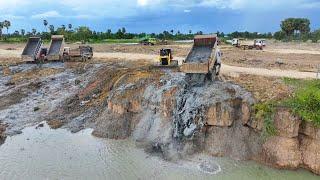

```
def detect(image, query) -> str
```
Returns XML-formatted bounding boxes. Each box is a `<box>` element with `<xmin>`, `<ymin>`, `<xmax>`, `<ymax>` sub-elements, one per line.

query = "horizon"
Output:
<box><xmin>0</xmin><ymin>0</ymin><xmax>320</xmax><ymax>34</ymax></box>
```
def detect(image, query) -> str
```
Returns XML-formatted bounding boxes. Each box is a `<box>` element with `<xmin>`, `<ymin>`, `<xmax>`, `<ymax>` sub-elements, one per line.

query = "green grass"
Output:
<box><xmin>0</xmin><ymin>38</ymin><xmax>141</xmax><ymax>44</ymax></box>
<box><xmin>283</xmin><ymin>79</ymin><xmax>320</xmax><ymax>126</ymax></box>
<box><xmin>89</xmin><ymin>39</ymin><xmax>140</xmax><ymax>44</ymax></box>
<box><xmin>253</xmin><ymin>102</ymin><xmax>277</xmax><ymax>137</ymax></box>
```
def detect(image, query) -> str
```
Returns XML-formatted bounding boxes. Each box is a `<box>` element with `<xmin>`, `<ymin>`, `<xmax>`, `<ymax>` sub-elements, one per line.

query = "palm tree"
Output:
<box><xmin>43</xmin><ymin>20</ymin><xmax>48</xmax><ymax>32</ymax></box>
<box><xmin>170</xmin><ymin>30</ymin><xmax>174</xmax><ymax>34</ymax></box>
<box><xmin>21</xmin><ymin>29</ymin><xmax>25</xmax><ymax>36</ymax></box>
<box><xmin>61</xmin><ymin>25</ymin><xmax>66</xmax><ymax>31</ymax></box>
<box><xmin>189</xmin><ymin>30</ymin><xmax>192</xmax><ymax>34</ymax></box>
<box><xmin>68</xmin><ymin>24</ymin><xmax>72</xmax><ymax>30</ymax></box>
<box><xmin>49</xmin><ymin>25</ymin><xmax>54</xmax><ymax>34</ymax></box>
<box><xmin>32</xmin><ymin>28</ymin><xmax>37</xmax><ymax>35</ymax></box>
<box><xmin>3</xmin><ymin>20</ymin><xmax>11</xmax><ymax>34</ymax></box>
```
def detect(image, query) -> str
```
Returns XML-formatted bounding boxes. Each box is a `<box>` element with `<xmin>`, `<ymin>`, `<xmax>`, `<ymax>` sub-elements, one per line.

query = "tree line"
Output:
<box><xmin>0</xmin><ymin>18</ymin><xmax>319</xmax><ymax>43</ymax></box>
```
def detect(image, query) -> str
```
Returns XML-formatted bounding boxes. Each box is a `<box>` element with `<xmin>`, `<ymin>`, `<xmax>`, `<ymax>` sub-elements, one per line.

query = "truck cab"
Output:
<box><xmin>232</xmin><ymin>38</ymin><xmax>239</xmax><ymax>46</ymax></box>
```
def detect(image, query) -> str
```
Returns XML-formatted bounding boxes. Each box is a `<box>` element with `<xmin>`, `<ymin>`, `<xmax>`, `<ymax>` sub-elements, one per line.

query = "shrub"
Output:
<box><xmin>284</xmin><ymin>80</ymin><xmax>320</xmax><ymax>126</ymax></box>
<box><xmin>253</xmin><ymin>102</ymin><xmax>277</xmax><ymax>136</ymax></box>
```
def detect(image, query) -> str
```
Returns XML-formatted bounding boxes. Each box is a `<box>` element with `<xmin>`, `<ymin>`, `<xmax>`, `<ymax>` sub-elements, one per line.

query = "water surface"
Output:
<box><xmin>0</xmin><ymin>123</ymin><xmax>318</xmax><ymax>180</ymax></box>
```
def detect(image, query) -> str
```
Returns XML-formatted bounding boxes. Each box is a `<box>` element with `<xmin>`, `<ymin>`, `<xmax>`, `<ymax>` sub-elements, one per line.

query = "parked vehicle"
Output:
<box><xmin>63</xmin><ymin>46</ymin><xmax>93</xmax><ymax>62</ymax></box>
<box><xmin>46</xmin><ymin>35</ymin><xmax>65</xmax><ymax>61</ymax></box>
<box><xmin>232</xmin><ymin>38</ymin><xmax>263</xmax><ymax>50</ymax></box>
<box><xmin>21</xmin><ymin>37</ymin><xmax>44</xmax><ymax>62</ymax></box>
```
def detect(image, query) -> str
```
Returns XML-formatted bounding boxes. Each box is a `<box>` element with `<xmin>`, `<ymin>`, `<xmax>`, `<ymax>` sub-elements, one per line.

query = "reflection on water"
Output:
<box><xmin>0</xmin><ymin>122</ymin><xmax>318</xmax><ymax>180</ymax></box>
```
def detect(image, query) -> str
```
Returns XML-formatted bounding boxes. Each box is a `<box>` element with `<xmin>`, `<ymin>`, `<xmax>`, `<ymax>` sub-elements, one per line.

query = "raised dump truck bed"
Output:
<box><xmin>47</xmin><ymin>35</ymin><xmax>65</xmax><ymax>61</ymax></box>
<box><xmin>180</xmin><ymin>35</ymin><xmax>221</xmax><ymax>75</ymax></box>
<box><xmin>21</xmin><ymin>37</ymin><xmax>43</xmax><ymax>62</ymax></box>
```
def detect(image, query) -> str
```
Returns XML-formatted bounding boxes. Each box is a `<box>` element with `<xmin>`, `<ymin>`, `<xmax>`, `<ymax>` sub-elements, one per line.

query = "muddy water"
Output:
<box><xmin>0</xmin><ymin>123</ymin><xmax>318</xmax><ymax>180</ymax></box>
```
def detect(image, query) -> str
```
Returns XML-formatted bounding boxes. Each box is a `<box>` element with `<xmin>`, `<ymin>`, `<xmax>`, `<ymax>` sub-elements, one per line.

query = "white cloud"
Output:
<box><xmin>31</xmin><ymin>11</ymin><xmax>62</xmax><ymax>19</ymax></box>
<box><xmin>0</xmin><ymin>0</ymin><xmax>319</xmax><ymax>20</ymax></box>
<box><xmin>137</xmin><ymin>0</ymin><xmax>148</xmax><ymax>6</ymax></box>
<box><xmin>0</xmin><ymin>14</ymin><xmax>24</xmax><ymax>20</ymax></box>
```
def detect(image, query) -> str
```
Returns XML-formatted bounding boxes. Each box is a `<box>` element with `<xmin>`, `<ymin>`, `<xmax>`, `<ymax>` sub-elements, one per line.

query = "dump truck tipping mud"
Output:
<box><xmin>180</xmin><ymin>35</ymin><xmax>222</xmax><ymax>81</ymax></box>
<box><xmin>21</xmin><ymin>37</ymin><xmax>43</xmax><ymax>62</ymax></box>
<box><xmin>47</xmin><ymin>35</ymin><xmax>65</xmax><ymax>61</ymax></box>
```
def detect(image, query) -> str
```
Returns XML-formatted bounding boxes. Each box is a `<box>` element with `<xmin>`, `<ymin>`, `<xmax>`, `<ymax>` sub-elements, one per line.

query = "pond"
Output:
<box><xmin>0</xmin><ymin>122</ymin><xmax>318</xmax><ymax>180</ymax></box>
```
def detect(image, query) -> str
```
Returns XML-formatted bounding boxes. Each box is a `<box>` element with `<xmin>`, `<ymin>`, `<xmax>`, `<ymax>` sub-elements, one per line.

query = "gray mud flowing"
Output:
<box><xmin>186</xmin><ymin>46</ymin><xmax>213</xmax><ymax>63</ymax></box>
<box><xmin>0</xmin><ymin>63</ymin><xmax>103</xmax><ymax>135</ymax></box>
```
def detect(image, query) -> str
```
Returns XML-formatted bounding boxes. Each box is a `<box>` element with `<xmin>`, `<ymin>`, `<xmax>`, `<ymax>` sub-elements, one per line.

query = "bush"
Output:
<box><xmin>284</xmin><ymin>80</ymin><xmax>320</xmax><ymax>126</ymax></box>
<box><xmin>253</xmin><ymin>102</ymin><xmax>277</xmax><ymax>136</ymax></box>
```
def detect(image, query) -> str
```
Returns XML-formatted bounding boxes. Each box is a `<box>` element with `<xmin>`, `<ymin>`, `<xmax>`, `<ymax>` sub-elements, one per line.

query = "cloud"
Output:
<box><xmin>0</xmin><ymin>0</ymin><xmax>319</xmax><ymax>21</ymax></box>
<box><xmin>0</xmin><ymin>15</ymin><xmax>24</xmax><ymax>20</ymax></box>
<box><xmin>31</xmin><ymin>11</ymin><xmax>62</xmax><ymax>19</ymax></box>
<box><xmin>137</xmin><ymin>0</ymin><xmax>148</xmax><ymax>6</ymax></box>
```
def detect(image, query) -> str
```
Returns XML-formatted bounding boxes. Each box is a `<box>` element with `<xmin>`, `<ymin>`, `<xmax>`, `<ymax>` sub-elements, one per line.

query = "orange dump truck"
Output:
<box><xmin>180</xmin><ymin>35</ymin><xmax>222</xmax><ymax>81</ymax></box>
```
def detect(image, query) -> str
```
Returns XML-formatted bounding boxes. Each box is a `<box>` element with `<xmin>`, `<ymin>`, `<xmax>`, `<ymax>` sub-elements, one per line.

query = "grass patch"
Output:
<box><xmin>283</xmin><ymin>79</ymin><xmax>320</xmax><ymax>127</ymax></box>
<box><xmin>253</xmin><ymin>102</ymin><xmax>277</xmax><ymax>137</ymax></box>
<box><xmin>89</xmin><ymin>39</ymin><xmax>140</xmax><ymax>44</ymax></box>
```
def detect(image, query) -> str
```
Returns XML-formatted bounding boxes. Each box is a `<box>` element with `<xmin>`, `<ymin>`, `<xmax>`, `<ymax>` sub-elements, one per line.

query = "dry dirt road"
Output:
<box><xmin>94</xmin><ymin>52</ymin><xmax>319</xmax><ymax>79</ymax></box>
<box><xmin>1</xmin><ymin>49</ymin><xmax>318</xmax><ymax>79</ymax></box>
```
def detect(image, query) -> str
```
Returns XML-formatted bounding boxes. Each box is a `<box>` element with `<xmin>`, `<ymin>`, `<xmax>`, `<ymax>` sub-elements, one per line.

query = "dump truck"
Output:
<box><xmin>63</xmin><ymin>46</ymin><xmax>93</xmax><ymax>62</ymax></box>
<box><xmin>21</xmin><ymin>37</ymin><xmax>46</xmax><ymax>62</ymax></box>
<box><xmin>140</xmin><ymin>37</ymin><xmax>157</xmax><ymax>45</ymax></box>
<box><xmin>180</xmin><ymin>35</ymin><xmax>222</xmax><ymax>82</ymax></box>
<box><xmin>47</xmin><ymin>35</ymin><xmax>65</xmax><ymax>61</ymax></box>
<box><xmin>232</xmin><ymin>38</ymin><xmax>263</xmax><ymax>50</ymax></box>
<box><xmin>140</xmin><ymin>37</ymin><xmax>168</xmax><ymax>45</ymax></box>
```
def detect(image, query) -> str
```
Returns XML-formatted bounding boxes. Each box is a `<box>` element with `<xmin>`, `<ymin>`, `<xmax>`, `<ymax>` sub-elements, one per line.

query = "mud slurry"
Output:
<box><xmin>0</xmin><ymin>62</ymin><xmax>104</xmax><ymax>138</ymax></box>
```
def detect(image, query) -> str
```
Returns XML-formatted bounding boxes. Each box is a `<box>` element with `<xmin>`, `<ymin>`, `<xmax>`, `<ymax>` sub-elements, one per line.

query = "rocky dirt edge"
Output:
<box><xmin>40</xmin><ymin>64</ymin><xmax>320</xmax><ymax>175</ymax></box>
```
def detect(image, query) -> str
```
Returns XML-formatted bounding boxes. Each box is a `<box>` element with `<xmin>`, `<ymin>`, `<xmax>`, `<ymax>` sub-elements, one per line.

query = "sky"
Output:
<box><xmin>0</xmin><ymin>0</ymin><xmax>319</xmax><ymax>34</ymax></box>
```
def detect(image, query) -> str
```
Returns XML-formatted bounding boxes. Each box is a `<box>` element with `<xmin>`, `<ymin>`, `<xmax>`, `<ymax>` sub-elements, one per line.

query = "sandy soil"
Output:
<box><xmin>1</xmin><ymin>41</ymin><xmax>320</xmax><ymax>71</ymax></box>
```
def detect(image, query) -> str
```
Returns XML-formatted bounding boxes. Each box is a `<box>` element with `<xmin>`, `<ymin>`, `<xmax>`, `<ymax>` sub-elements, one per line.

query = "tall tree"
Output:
<box><xmin>21</xmin><ymin>29</ymin><xmax>25</xmax><ymax>36</ymax></box>
<box><xmin>295</xmin><ymin>18</ymin><xmax>310</xmax><ymax>34</ymax></box>
<box><xmin>61</xmin><ymin>25</ymin><xmax>66</xmax><ymax>31</ymax></box>
<box><xmin>0</xmin><ymin>22</ymin><xmax>3</xmax><ymax>39</ymax></box>
<box><xmin>32</xmin><ymin>28</ymin><xmax>37</xmax><ymax>35</ymax></box>
<box><xmin>49</xmin><ymin>25</ymin><xmax>55</xmax><ymax>34</ymax></box>
<box><xmin>281</xmin><ymin>18</ymin><xmax>295</xmax><ymax>36</ymax></box>
<box><xmin>68</xmin><ymin>24</ymin><xmax>72</xmax><ymax>30</ymax></box>
<box><xmin>170</xmin><ymin>30</ymin><xmax>174</xmax><ymax>34</ymax></box>
<box><xmin>281</xmin><ymin>18</ymin><xmax>310</xmax><ymax>36</ymax></box>
<box><xmin>43</xmin><ymin>20</ymin><xmax>48</xmax><ymax>32</ymax></box>
<box><xmin>121</xmin><ymin>27</ymin><xmax>126</xmax><ymax>34</ymax></box>
<box><xmin>3</xmin><ymin>20</ymin><xmax>11</xmax><ymax>34</ymax></box>
<box><xmin>76</xmin><ymin>26</ymin><xmax>92</xmax><ymax>42</ymax></box>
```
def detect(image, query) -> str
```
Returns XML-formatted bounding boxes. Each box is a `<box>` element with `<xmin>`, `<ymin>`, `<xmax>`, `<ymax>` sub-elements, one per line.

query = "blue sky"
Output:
<box><xmin>0</xmin><ymin>0</ymin><xmax>319</xmax><ymax>34</ymax></box>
